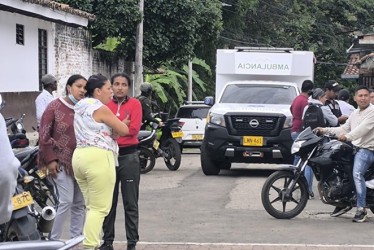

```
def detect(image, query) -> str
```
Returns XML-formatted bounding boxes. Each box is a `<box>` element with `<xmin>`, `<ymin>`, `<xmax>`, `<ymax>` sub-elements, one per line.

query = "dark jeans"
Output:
<box><xmin>102</xmin><ymin>151</ymin><xmax>140</xmax><ymax>245</ymax></box>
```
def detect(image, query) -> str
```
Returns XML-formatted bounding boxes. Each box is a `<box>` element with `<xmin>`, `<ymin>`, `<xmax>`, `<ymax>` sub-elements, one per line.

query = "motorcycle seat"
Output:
<box><xmin>138</xmin><ymin>130</ymin><xmax>153</xmax><ymax>140</ymax></box>
<box><xmin>13</xmin><ymin>146</ymin><xmax>38</xmax><ymax>162</ymax></box>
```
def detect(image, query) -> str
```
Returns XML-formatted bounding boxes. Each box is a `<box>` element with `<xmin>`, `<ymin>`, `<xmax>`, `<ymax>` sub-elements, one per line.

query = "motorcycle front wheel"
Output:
<box><xmin>261</xmin><ymin>170</ymin><xmax>309</xmax><ymax>219</ymax></box>
<box><xmin>163</xmin><ymin>138</ymin><xmax>181</xmax><ymax>171</ymax></box>
<box><xmin>138</xmin><ymin>147</ymin><xmax>156</xmax><ymax>174</ymax></box>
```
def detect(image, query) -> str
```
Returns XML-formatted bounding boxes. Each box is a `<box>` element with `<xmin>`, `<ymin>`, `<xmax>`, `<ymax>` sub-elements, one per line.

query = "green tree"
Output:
<box><xmin>55</xmin><ymin>0</ymin><xmax>222</xmax><ymax>66</ymax></box>
<box><xmin>145</xmin><ymin>58</ymin><xmax>212</xmax><ymax>115</ymax></box>
<box><xmin>219</xmin><ymin>0</ymin><xmax>374</xmax><ymax>89</ymax></box>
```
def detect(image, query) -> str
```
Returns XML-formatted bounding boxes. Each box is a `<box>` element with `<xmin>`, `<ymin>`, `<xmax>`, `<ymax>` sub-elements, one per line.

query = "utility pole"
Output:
<box><xmin>188</xmin><ymin>59</ymin><xmax>192</xmax><ymax>102</ymax></box>
<box><xmin>134</xmin><ymin>0</ymin><xmax>144</xmax><ymax>96</ymax></box>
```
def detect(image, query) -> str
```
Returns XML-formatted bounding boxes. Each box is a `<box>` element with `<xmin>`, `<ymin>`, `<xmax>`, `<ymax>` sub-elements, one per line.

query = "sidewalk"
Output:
<box><xmin>112</xmin><ymin>242</ymin><xmax>374</xmax><ymax>250</ymax></box>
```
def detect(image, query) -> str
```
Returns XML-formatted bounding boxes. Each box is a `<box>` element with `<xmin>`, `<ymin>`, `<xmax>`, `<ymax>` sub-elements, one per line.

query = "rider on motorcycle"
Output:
<box><xmin>0</xmin><ymin>94</ymin><xmax>19</xmax><ymax>224</ymax></box>
<box><xmin>315</xmin><ymin>85</ymin><xmax>374</xmax><ymax>223</ymax></box>
<box><xmin>136</xmin><ymin>82</ymin><xmax>163</xmax><ymax>130</ymax></box>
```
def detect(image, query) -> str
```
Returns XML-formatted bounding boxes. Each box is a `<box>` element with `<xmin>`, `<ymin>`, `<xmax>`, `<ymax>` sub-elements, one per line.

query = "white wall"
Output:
<box><xmin>0</xmin><ymin>10</ymin><xmax>54</xmax><ymax>92</ymax></box>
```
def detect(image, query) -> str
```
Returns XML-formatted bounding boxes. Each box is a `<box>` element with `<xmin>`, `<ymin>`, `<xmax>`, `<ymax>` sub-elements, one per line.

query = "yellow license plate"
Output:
<box><xmin>153</xmin><ymin>140</ymin><xmax>160</xmax><ymax>150</ymax></box>
<box><xmin>172</xmin><ymin>131</ymin><xmax>184</xmax><ymax>138</ymax></box>
<box><xmin>12</xmin><ymin>192</ymin><xmax>34</xmax><ymax>210</ymax></box>
<box><xmin>192</xmin><ymin>134</ymin><xmax>203</xmax><ymax>140</ymax></box>
<box><xmin>242</xmin><ymin>136</ymin><xmax>263</xmax><ymax>146</ymax></box>
<box><xmin>36</xmin><ymin>170</ymin><xmax>46</xmax><ymax>179</ymax></box>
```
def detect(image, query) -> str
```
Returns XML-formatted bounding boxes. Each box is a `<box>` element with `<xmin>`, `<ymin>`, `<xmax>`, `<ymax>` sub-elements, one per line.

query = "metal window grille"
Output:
<box><xmin>16</xmin><ymin>24</ymin><xmax>24</xmax><ymax>45</ymax></box>
<box><xmin>38</xmin><ymin>29</ymin><xmax>47</xmax><ymax>90</ymax></box>
<box><xmin>359</xmin><ymin>75</ymin><xmax>374</xmax><ymax>89</ymax></box>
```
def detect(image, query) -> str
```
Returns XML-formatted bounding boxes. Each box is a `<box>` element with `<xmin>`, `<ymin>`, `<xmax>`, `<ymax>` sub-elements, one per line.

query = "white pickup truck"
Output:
<box><xmin>201</xmin><ymin>47</ymin><xmax>314</xmax><ymax>175</ymax></box>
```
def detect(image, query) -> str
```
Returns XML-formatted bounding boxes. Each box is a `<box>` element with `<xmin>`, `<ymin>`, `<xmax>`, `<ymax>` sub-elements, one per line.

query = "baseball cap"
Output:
<box><xmin>325</xmin><ymin>80</ymin><xmax>341</xmax><ymax>92</ymax></box>
<box><xmin>41</xmin><ymin>74</ymin><xmax>57</xmax><ymax>86</ymax></box>
<box><xmin>338</xmin><ymin>89</ymin><xmax>350</xmax><ymax>101</ymax></box>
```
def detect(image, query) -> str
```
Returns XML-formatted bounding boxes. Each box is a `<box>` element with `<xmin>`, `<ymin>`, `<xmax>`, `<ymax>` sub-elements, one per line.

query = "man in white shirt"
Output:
<box><xmin>316</xmin><ymin>85</ymin><xmax>374</xmax><ymax>223</ymax></box>
<box><xmin>35</xmin><ymin>74</ymin><xmax>57</xmax><ymax>127</ymax></box>
<box><xmin>337</xmin><ymin>89</ymin><xmax>355</xmax><ymax>116</ymax></box>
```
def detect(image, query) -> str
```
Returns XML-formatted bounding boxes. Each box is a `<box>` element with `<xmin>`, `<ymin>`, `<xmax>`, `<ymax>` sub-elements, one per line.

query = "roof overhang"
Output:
<box><xmin>0</xmin><ymin>0</ymin><xmax>95</xmax><ymax>28</ymax></box>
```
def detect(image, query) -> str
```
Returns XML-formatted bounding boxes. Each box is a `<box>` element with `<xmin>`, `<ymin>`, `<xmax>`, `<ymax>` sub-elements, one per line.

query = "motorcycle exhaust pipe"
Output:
<box><xmin>38</xmin><ymin>206</ymin><xmax>56</xmax><ymax>233</ymax></box>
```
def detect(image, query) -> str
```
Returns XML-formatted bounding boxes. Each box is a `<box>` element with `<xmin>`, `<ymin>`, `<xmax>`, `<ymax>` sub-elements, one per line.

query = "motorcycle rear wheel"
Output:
<box><xmin>138</xmin><ymin>147</ymin><xmax>156</xmax><ymax>174</ymax></box>
<box><xmin>261</xmin><ymin>170</ymin><xmax>309</xmax><ymax>219</ymax></box>
<box><xmin>164</xmin><ymin>138</ymin><xmax>181</xmax><ymax>171</ymax></box>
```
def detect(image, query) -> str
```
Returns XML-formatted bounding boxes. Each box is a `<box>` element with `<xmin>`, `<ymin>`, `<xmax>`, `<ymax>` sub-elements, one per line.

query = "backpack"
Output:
<box><xmin>302</xmin><ymin>103</ymin><xmax>326</xmax><ymax>130</ymax></box>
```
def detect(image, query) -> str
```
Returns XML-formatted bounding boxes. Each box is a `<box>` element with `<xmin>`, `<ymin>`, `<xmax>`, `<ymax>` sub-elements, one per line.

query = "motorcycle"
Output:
<box><xmin>261</xmin><ymin>127</ymin><xmax>374</xmax><ymax>219</ymax></box>
<box><xmin>6</xmin><ymin>114</ymin><xmax>29</xmax><ymax>148</ymax></box>
<box><xmin>0</xmin><ymin>165</ymin><xmax>56</xmax><ymax>242</ymax></box>
<box><xmin>138</xmin><ymin>122</ymin><xmax>158</xmax><ymax>174</ymax></box>
<box><xmin>14</xmin><ymin>146</ymin><xmax>59</xmax><ymax>210</ymax></box>
<box><xmin>138</xmin><ymin>103</ymin><xmax>184</xmax><ymax>173</ymax></box>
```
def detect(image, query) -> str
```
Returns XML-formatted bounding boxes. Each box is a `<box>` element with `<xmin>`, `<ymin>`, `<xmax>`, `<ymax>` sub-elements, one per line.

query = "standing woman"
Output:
<box><xmin>38</xmin><ymin>74</ymin><xmax>87</xmax><ymax>240</ymax></box>
<box><xmin>72</xmin><ymin>74</ymin><xmax>129</xmax><ymax>249</ymax></box>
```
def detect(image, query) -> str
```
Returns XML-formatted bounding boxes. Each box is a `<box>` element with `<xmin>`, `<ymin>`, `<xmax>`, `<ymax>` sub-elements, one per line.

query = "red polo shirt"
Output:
<box><xmin>106</xmin><ymin>97</ymin><xmax>142</xmax><ymax>148</ymax></box>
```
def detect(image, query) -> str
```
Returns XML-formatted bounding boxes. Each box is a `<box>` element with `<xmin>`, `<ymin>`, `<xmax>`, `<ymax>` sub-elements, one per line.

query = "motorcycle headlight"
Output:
<box><xmin>208</xmin><ymin>112</ymin><xmax>226</xmax><ymax>127</ymax></box>
<box><xmin>283</xmin><ymin>116</ymin><xmax>292</xmax><ymax>129</ymax></box>
<box><xmin>291</xmin><ymin>140</ymin><xmax>306</xmax><ymax>154</ymax></box>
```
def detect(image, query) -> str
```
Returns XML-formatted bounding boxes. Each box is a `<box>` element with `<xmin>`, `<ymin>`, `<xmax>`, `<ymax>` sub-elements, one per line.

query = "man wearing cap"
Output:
<box><xmin>324</xmin><ymin>80</ymin><xmax>348</xmax><ymax>125</ymax></box>
<box><xmin>337</xmin><ymin>89</ymin><xmax>355</xmax><ymax>116</ymax></box>
<box><xmin>35</xmin><ymin>74</ymin><xmax>57</xmax><ymax>127</ymax></box>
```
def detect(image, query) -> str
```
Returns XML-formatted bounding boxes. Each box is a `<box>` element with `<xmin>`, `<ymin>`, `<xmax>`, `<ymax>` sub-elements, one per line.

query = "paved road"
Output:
<box><xmin>60</xmin><ymin>149</ymin><xmax>374</xmax><ymax>249</ymax></box>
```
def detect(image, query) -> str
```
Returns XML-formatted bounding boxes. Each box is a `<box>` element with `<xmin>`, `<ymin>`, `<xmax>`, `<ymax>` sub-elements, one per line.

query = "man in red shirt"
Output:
<box><xmin>290</xmin><ymin>80</ymin><xmax>314</xmax><ymax>197</ymax></box>
<box><xmin>100</xmin><ymin>73</ymin><xmax>142</xmax><ymax>250</ymax></box>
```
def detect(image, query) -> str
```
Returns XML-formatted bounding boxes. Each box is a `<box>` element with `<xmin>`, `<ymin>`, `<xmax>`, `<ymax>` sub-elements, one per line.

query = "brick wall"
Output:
<box><xmin>54</xmin><ymin>24</ymin><xmax>93</xmax><ymax>96</ymax></box>
<box><xmin>92</xmin><ymin>50</ymin><xmax>134</xmax><ymax>96</ymax></box>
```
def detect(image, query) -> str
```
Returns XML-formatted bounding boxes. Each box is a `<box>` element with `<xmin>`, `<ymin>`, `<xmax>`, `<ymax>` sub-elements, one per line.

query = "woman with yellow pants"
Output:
<box><xmin>73</xmin><ymin>74</ymin><xmax>129</xmax><ymax>249</ymax></box>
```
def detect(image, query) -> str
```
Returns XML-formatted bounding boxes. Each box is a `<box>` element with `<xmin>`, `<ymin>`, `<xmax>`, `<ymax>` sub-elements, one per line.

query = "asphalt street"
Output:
<box><xmin>58</xmin><ymin>149</ymin><xmax>374</xmax><ymax>249</ymax></box>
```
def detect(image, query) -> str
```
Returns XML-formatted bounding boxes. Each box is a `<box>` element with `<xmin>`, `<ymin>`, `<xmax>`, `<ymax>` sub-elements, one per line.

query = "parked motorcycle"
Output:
<box><xmin>14</xmin><ymin>146</ymin><xmax>59</xmax><ymax>210</ymax></box>
<box><xmin>6</xmin><ymin>114</ymin><xmax>29</xmax><ymax>148</ymax></box>
<box><xmin>138</xmin><ymin>103</ymin><xmax>184</xmax><ymax>173</ymax></box>
<box><xmin>261</xmin><ymin>127</ymin><xmax>374</xmax><ymax>219</ymax></box>
<box><xmin>138</xmin><ymin>122</ymin><xmax>158</xmax><ymax>174</ymax></box>
<box><xmin>0</xmin><ymin>166</ymin><xmax>54</xmax><ymax>242</ymax></box>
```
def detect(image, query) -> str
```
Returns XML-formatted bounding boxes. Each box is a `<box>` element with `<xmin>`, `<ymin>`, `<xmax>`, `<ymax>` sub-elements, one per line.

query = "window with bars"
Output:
<box><xmin>38</xmin><ymin>29</ymin><xmax>47</xmax><ymax>90</ymax></box>
<box><xmin>16</xmin><ymin>24</ymin><xmax>24</xmax><ymax>45</ymax></box>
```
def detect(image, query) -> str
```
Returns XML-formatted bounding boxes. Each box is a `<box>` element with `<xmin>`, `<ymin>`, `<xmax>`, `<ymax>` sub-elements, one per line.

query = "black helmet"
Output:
<box><xmin>140</xmin><ymin>82</ymin><xmax>153</xmax><ymax>93</ymax></box>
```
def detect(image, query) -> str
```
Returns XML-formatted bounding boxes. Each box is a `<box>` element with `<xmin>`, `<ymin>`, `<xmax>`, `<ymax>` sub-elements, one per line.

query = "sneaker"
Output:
<box><xmin>330</xmin><ymin>206</ymin><xmax>352</xmax><ymax>217</ymax></box>
<box><xmin>98</xmin><ymin>242</ymin><xmax>114</xmax><ymax>250</ymax></box>
<box><xmin>353</xmin><ymin>207</ymin><xmax>367</xmax><ymax>223</ymax></box>
<box><xmin>309</xmin><ymin>191</ymin><xmax>314</xmax><ymax>198</ymax></box>
<box><xmin>366</xmin><ymin>179</ymin><xmax>374</xmax><ymax>189</ymax></box>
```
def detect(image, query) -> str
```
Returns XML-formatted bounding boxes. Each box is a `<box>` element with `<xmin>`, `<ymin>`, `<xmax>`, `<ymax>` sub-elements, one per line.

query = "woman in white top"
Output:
<box><xmin>72</xmin><ymin>74</ymin><xmax>129</xmax><ymax>250</ymax></box>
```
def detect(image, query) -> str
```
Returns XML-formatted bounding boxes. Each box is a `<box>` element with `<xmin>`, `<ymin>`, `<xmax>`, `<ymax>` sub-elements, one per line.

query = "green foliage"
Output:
<box><xmin>219</xmin><ymin>0</ymin><xmax>374</xmax><ymax>89</ymax></box>
<box><xmin>145</xmin><ymin>58</ymin><xmax>212</xmax><ymax>115</ymax></box>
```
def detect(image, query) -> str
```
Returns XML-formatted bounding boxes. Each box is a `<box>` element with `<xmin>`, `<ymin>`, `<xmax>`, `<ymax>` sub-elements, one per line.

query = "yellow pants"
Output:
<box><xmin>72</xmin><ymin>147</ymin><xmax>116</xmax><ymax>249</ymax></box>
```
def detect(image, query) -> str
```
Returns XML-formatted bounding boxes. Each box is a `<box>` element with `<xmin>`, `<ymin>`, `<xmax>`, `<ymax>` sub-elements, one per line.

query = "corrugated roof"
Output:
<box><xmin>22</xmin><ymin>0</ymin><xmax>95</xmax><ymax>21</ymax></box>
